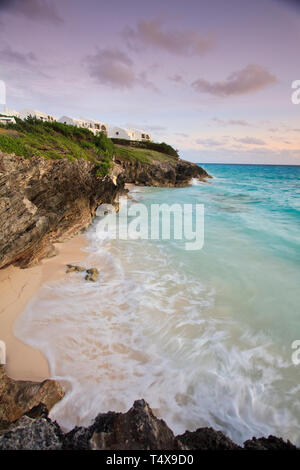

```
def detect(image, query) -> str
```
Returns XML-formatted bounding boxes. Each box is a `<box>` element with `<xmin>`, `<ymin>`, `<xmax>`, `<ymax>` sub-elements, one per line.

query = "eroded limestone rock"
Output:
<box><xmin>0</xmin><ymin>365</ymin><xmax>64</xmax><ymax>430</ymax></box>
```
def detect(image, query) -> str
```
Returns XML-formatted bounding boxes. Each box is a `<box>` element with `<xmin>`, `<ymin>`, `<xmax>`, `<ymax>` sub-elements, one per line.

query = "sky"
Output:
<box><xmin>0</xmin><ymin>0</ymin><xmax>300</xmax><ymax>164</ymax></box>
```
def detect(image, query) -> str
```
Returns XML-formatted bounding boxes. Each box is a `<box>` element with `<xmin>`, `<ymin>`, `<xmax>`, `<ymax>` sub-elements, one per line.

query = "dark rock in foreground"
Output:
<box><xmin>64</xmin><ymin>401</ymin><xmax>183</xmax><ymax>451</ymax></box>
<box><xmin>0</xmin><ymin>415</ymin><xmax>62</xmax><ymax>450</ymax></box>
<box><xmin>89</xmin><ymin>399</ymin><xmax>183</xmax><ymax>450</ymax></box>
<box><xmin>244</xmin><ymin>435</ymin><xmax>297</xmax><ymax>450</ymax></box>
<box><xmin>0</xmin><ymin>397</ymin><xmax>297</xmax><ymax>450</ymax></box>
<box><xmin>177</xmin><ymin>427</ymin><xmax>241</xmax><ymax>450</ymax></box>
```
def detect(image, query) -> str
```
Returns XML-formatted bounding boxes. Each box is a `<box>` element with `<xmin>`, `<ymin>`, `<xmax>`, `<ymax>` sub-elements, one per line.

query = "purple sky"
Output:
<box><xmin>0</xmin><ymin>0</ymin><xmax>300</xmax><ymax>164</ymax></box>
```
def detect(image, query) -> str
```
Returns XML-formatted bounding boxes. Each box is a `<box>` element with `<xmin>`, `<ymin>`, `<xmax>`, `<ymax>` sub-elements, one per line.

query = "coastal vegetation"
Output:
<box><xmin>114</xmin><ymin>144</ymin><xmax>178</xmax><ymax>164</ymax></box>
<box><xmin>0</xmin><ymin>118</ymin><xmax>178</xmax><ymax>176</ymax></box>
<box><xmin>111</xmin><ymin>137</ymin><xmax>179</xmax><ymax>159</ymax></box>
<box><xmin>0</xmin><ymin>117</ymin><xmax>114</xmax><ymax>176</ymax></box>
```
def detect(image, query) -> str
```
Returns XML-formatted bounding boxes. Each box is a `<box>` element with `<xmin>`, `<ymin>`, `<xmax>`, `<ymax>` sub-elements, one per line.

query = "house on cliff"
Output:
<box><xmin>12</xmin><ymin>106</ymin><xmax>152</xmax><ymax>142</ymax></box>
<box><xmin>58</xmin><ymin>116</ymin><xmax>95</xmax><ymax>132</ymax></box>
<box><xmin>58</xmin><ymin>115</ymin><xmax>89</xmax><ymax>130</ymax></box>
<box><xmin>58</xmin><ymin>116</ymin><xmax>108</xmax><ymax>136</ymax></box>
<box><xmin>108</xmin><ymin>126</ymin><xmax>135</xmax><ymax>140</ymax></box>
<box><xmin>58</xmin><ymin>115</ymin><xmax>82</xmax><ymax>127</ymax></box>
<box><xmin>132</xmin><ymin>129</ymin><xmax>152</xmax><ymax>142</ymax></box>
<box><xmin>20</xmin><ymin>109</ymin><xmax>57</xmax><ymax>122</ymax></box>
<box><xmin>2</xmin><ymin>106</ymin><xmax>20</xmax><ymax>118</ymax></box>
<box><xmin>0</xmin><ymin>115</ymin><xmax>16</xmax><ymax>125</ymax></box>
<box><xmin>83</xmin><ymin>118</ymin><xmax>108</xmax><ymax>136</ymax></box>
<box><xmin>108</xmin><ymin>126</ymin><xmax>152</xmax><ymax>141</ymax></box>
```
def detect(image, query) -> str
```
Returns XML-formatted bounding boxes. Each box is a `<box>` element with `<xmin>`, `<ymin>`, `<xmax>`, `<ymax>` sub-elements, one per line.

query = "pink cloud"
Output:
<box><xmin>86</xmin><ymin>48</ymin><xmax>158</xmax><ymax>91</ymax></box>
<box><xmin>212</xmin><ymin>117</ymin><xmax>252</xmax><ymax>126</ymax></box>
<box><xmin>123</xmin><ymin>19</ymin><xmax>214</xmax><ymax>56</ymax></box>
<box><xmin>235</xmin><ymin>136</ymin><xmax>266</xmax><ymax>145</ymax></box>
<box><xmin>0</xmin><ymin>0</ymin><xmax>63</xmax><ymax>24</ymax></box>
<box><xmin>192</xmin><ymin>64</ymin><xmax>277</xmax><ymax>97</ymax></box>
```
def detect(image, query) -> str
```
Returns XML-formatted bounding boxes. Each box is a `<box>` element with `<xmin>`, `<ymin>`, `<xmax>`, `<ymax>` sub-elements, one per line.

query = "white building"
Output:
<box><xmin>58</xmin><ymin>116</ymin><xmax>108</xmax><ymax>136</ymax></box>
<box><xmin>2</xmin><ymin>106</ymin><xmax>20</xmax><ymax>118</ymax></box>
<box><xmin>0</xmin><ymin>104</ymin><xmax>18</xmax><ymax>124</ymax></box>
<box><xmin>59</xmin><ymin>116</ymin><xmax>94</xmax><ymax>132</ymax></box>
<box><xmin>58</xmin><ymin>115</ymin><xmax>83</xmax><ymax>127</ymax></box>
<box><xmin>108</xmin><ymin>127</ymin><xmax>136</xmax><ymax>140</ymax></box>
<box><xmin>108</xmin><ymin>126</ymin><xmax>152</xmax><ymax>142</ymax></box>
<box><xmin>20</xmin><ymin>109</ymin><xmax>57</xmax><ymax>122</ymax></box>
<box><xmin>132</xmin><ymin>129</ymin><xmax>152</xmax><ymax>142</ymax></box>
<box><xmin>0</xmin><ymin>115</ymin><xmax>16</xmax><ymax>125</ymax></box>
<box><xmin>7</xmin><ymin>106</ymin><xmax>153</xmax><ymax>142</ymax></box>
<box><xmin>82</xmin><ymin>118</ymin><xmax>108</xmax><ymax>136</ymax></box>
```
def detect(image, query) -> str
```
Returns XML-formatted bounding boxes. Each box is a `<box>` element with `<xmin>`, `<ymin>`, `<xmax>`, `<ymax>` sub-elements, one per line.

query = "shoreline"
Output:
<box><xmin>0</xmin><ymin>234</ymin><xmax>88</xmax><ymax>382</ymax></box>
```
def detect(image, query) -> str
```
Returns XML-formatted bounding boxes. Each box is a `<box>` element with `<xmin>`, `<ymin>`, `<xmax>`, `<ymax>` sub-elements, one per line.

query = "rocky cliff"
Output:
<box><xmin>0</xmin><ymin>152</ymin><xmax>210</xmax><ymax>269</ymax></box>
<box><xmin>0</xmin><ymin>153</ymin><xmax>125</xmax><ymax>268</ymax></box>
<box><xmin>115</xmin><ymin>157</ymin><xmax>210</xmax><ymax>187</ymax></box>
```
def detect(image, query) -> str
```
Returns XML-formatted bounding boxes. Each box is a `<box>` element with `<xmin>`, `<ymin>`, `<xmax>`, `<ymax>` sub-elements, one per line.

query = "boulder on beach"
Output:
<box><xmin>85</xmin><ymin>268</ymin><xmax>99</xmax><ymax>282</ymax></box>
<box><xmin>66</xmin><ymin>264</ymin><xmax>85</xmax><ymax>273</ymax></box>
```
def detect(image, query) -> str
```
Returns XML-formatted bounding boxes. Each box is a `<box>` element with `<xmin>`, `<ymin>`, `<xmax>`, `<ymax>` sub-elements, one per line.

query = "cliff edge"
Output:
<box><xmin>0</xmin><ymin>149</ymin><xmax>209</xmax><ymax>269</ymax></box>
<box><xmin>0</xmin><ymin>152</ymin><xmax>124</xmax><ymax>268</ymax></box>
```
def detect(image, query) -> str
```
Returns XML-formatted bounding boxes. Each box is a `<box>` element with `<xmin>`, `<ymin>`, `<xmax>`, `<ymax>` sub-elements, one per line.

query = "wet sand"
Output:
<box><xmin>0</xmin><ymin>235</ymin><xmax>88</xmax><ymax>382</ymax></box>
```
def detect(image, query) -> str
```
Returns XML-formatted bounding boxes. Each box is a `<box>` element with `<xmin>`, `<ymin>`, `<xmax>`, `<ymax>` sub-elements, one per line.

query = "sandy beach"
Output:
<box><xmin>0</xmin><ymin>235</ymin><xmax>88</xmax><ymax>382</ymax></box>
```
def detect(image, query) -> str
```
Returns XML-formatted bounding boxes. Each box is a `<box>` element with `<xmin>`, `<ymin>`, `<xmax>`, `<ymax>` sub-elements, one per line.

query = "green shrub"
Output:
<box><xmin>0</xmin><ymin>135</ymin><xmax>32</xmax><ymax>157</ymax></box>
<box><xmin>95</xmin><ymin>131</ymin><xmax>115</xmax><ymax>159</ymax></box>
<box><xmin>95</xmin><ymin>155</ymin><xmax>113</xmax><ymax>177</ymax></box>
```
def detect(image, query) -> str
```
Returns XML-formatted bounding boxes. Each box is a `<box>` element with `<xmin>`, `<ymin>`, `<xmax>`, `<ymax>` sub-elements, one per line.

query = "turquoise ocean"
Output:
<box><xmin>15</xmin><ymin>164</ymin><xmax>300</xmax><ymax>445</ymax></box>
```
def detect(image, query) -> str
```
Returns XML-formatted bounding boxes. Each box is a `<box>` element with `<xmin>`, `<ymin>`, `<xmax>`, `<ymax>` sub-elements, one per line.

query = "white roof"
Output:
<box><xmin>59</xmin><ymin>115</ymin><xmax>82</xmax><ymax>124</ymax></box>
<box><xmin>111</xmin><ymin>126</ymin><xmax>132</xmax><ymax>133</ymax></box>
<box><xmin>21</xmin><ymin>109</ymin><xmax>57</xmax><ymax>119</ymax></box>
<box><xmin>80</xmin><ymin>117</ymin><xmax>108</xmax><ymax>126</ymax></box>
<box><xmin>111</xmin><ymin>126</ymin><xmax>150</xmax><ymax>135</ymax></box>
<box><xmin>132</xmin><ymin>128</ymin><xmax>151</xmax><ymax>135</ymax></box>
<box><xmin>21</xmin><ymin>109</ymin><xmax>46</xmax><ymax>117</ymax></box>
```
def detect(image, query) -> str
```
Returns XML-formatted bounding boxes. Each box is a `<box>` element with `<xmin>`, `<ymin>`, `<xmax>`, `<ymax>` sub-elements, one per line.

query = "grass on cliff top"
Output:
<box><xmin>0</xmin><ymin>118</ymin><xmax>114</xmax><ymax>176</ymax></box>
<box><xmin>114</xmin><ymin>145</ymin><xmax>176</xmax><ymax>164</ymax></box>
<box><xmin>0</xmin><ymin>117</ymin><xmax>178</xmax><ymax>175</ymax></box>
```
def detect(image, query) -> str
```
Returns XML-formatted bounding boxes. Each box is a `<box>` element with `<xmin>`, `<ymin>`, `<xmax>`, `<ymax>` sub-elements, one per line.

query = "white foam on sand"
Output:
<box><xmin>14</xmin><ymin>216</ymin><xmax>300</xmax><ymax>445</ymax></box>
